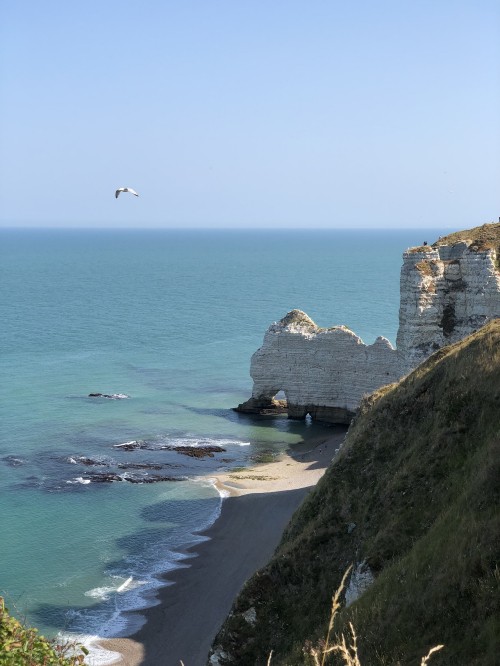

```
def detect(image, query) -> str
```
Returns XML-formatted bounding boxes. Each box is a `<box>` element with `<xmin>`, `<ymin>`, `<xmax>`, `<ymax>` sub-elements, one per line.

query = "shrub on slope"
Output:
<box><xmin>0</xmin><ymin>597</ymin><xmax>86</xmax><ymax>665</ymax></box>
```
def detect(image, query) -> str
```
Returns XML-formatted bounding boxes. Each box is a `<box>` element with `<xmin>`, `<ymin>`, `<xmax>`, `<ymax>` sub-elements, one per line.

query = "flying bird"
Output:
<box><xmin>115</xmin><ymin>187</ymin><xmax>139</xmax><ymax>198</ymax></box>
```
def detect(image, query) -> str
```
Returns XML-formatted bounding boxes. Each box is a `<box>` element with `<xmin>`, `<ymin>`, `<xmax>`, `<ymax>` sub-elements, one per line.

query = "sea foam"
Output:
<box><xmin>59</xmin><ymin>633</ymin><xmax>122</xmax><ymax>666</ymax></box>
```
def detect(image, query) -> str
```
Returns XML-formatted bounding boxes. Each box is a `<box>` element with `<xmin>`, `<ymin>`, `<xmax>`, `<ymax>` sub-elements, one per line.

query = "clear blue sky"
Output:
<box><xmin>1</xmin><ymin>1</ymin><xmax>499</xmax><ymax>229</ymax></box>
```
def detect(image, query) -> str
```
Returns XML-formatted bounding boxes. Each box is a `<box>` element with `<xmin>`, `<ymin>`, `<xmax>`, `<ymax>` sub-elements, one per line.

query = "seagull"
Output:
<box><xmin>115</xmin><ymin>187</ymin><xmax>139</xmax><ymax>198</ymax></box>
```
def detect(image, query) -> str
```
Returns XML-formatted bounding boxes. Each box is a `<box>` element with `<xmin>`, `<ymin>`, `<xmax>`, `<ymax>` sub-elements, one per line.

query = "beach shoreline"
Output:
<box><xmin>96</xmin><ymin>426</ymin><xmax>347</xmax><ymax>666</ymax></box>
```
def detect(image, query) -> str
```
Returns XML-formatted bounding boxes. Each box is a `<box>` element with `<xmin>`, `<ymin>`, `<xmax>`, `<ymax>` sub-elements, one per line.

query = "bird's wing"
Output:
<box><xmin>115</xmin><ymin>187</ymin><xmax>139</xmax><ymax>198</ymax></box>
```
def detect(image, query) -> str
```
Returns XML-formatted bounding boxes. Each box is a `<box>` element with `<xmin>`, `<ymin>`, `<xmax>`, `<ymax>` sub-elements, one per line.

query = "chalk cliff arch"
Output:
<box><xmin>236</xmin><ymin>223</ymin><xmax>500</xmax><ymax>423</ymax></box>
<box><xmin>237</xmin><ymin>309</ymin><xmax>401</xmax><ymax>424</ymax></box>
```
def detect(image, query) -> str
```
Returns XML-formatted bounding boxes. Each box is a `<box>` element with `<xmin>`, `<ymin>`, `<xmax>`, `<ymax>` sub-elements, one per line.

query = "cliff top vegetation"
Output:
<box><xmin>434</xmin><ymin>221</ymin><xmax>500</xmax><ymax>252</ymax></box>
<box><xmin>279</xmin><ymin>310</ymin><xmax>318</xmax><ymax>329</ymax></box>
<box><xmin>278</xmin><ymin>310</ymin><xmax>360</xmax><ymax>338</ymax></box>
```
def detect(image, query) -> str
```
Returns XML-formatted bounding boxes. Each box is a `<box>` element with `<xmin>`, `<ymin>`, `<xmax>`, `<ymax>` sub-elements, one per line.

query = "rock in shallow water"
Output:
<box><xmin>170</xmin><ymin>445</ymin><xmax>226</xmax><ymax>458</ymax></box>
<box><xmin>74</xmin><ymin>472</ymin><xmax>186</xmax><ymax>484</ymax></box>
<box><xmin>2</xmin><ymin>455</ymin><xmax>26</xmax><ymax>467</ymax></box>
<box><xmin>112</xmin><ymin>441</ymin><xmax>226</xmax><ymax>457</ymax></box>
<box><xmin>72</xmin><ymin>456</ymin><xmax>108</xmax><ymax>466</ymax></box>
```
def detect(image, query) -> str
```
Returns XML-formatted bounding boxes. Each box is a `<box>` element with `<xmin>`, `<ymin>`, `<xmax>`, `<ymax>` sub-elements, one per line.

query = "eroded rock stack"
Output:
<box><xmin>237</xmin><ymin>310</ymin><xmax>401</xmax><ymax>424</ymax></box>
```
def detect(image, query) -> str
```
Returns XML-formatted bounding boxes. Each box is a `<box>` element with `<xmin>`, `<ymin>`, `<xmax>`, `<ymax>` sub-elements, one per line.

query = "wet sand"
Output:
<box><xmin>98</xmin><ymin>426</ymin><xmax>347</xmax><ymax>666</ymax></box>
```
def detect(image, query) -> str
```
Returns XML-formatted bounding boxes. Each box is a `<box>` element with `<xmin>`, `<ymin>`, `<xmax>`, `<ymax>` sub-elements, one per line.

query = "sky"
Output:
<box><xmin>1</xmin><ymin>1</ymin><xmax>499</xmax><ymax>229</ymax></box>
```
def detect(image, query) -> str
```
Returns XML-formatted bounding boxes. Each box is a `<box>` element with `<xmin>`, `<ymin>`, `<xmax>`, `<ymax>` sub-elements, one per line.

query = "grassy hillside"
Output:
<box><xmin>211</xmin><ymin>320</ymin><xmax>500</xmax><ymax>665</ymax></box>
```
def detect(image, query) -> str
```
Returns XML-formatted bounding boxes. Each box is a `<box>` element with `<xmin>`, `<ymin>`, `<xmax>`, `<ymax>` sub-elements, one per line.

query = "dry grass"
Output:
<box><xmin>264</xmin><ymin>568</ymin><xmax>444</xmax><ymax>666</ymax></box>
<box><xmin>421</xmin><ymin>646</ymin><xmax>444</xmax><ymax>665</ymax></box>
<box><xmin>315</xmin><ymin>566</ymin><xmax>354</xmax><ymax>666</ymax></box>
<box><xmin>406</xmin><ymin>246</ymin><xmax>434</xmax><ymax>254</ymax></box>
<box><xmin>415</xmin><ymin>261</ymin><xmax>434</xmax><ymax>276</ymax></box>
<box><xmin>305</xmin><ymin>569</ymin><xmax>443</xmax><ymax>666</ymax></box>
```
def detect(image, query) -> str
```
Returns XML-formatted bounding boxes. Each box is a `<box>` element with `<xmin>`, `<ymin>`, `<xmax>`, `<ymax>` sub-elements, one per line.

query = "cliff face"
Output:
<box><xmin>237</xmin><ymin>223</ymin><xmax>500</xmax><ymax>423</ymax></box>
<box><xmin>397</xmin><ymin>240</ymin><xmax>500</xmax><ymax>371</ymax></box>
<box><xmin>212</xmin><ymin>320</ymin><xmax>500</xmax><ymax>665</ymax></box>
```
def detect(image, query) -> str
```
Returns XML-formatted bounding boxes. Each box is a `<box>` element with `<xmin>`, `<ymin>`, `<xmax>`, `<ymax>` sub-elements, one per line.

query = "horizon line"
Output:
<box><xmin>0</xmin><ymin>225</ymin><xmax>460</xmax><ymax>231</ymax></box>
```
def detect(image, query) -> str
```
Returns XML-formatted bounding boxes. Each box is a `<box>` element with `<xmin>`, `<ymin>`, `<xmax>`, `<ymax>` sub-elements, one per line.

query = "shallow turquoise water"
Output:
<box><xmin>0</xmin><ymin>228</ymin><xmax>447</xmax><ymax>640</ymax></box>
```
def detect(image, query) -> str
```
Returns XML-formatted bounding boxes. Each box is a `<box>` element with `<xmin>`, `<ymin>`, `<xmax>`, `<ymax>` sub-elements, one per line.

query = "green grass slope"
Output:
<box><xmin>211</xmin><ymin>320</ymin><xmax>500</xmax><ymax>666</ymax></box>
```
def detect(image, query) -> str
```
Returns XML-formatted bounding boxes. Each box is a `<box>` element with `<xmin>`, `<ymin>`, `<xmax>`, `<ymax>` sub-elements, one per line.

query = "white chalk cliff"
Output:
<box><xmin>397</xmin><ymin>240</ymin><xmax>500</xmax><ymax>371</ymax></box>
<box><xmin>237</xmin><ymin>223</ymin><xmax>500</xmax><ymax>423</ymax></box>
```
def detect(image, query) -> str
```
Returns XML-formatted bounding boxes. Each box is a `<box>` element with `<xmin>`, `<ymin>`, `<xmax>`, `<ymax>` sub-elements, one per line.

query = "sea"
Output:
<box><xmin>0</xmin><ymin>227</ymin><xmax>447</xmax><ymax>662</ymax></box>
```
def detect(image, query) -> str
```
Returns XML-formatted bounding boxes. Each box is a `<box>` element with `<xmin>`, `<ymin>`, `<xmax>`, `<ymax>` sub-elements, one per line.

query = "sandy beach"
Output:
<box><xmin>98</xmin><ymin>426</ymin><xmax>347</xmax><ymax>666</ymax></box>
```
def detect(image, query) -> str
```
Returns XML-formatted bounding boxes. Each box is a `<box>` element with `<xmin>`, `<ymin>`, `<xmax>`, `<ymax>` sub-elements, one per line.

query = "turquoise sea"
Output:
<box><xmin>0</xmin><ymin>228</ymin><xmax>447</xmax><ymax>659</ymax></box>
